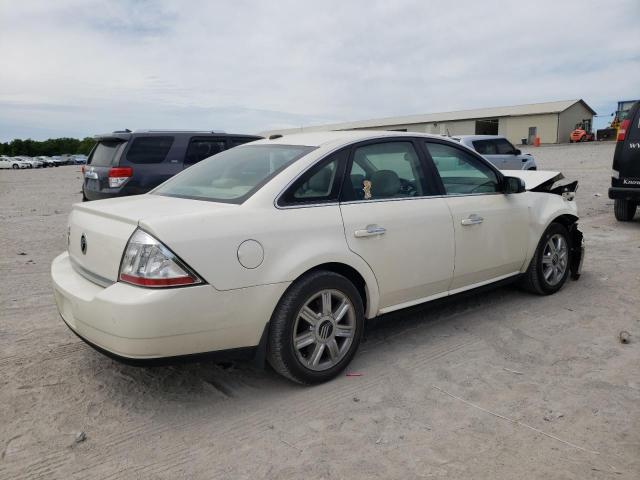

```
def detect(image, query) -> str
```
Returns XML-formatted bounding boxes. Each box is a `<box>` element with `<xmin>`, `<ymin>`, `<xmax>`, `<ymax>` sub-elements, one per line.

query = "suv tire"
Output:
<box><xmin>268</xmin><ymin>270</ymin><xmax>364</xmax><ymax>384</ymax></box>
<box><xmin>614</xmin><ymin>199</ymin><xmax>637</xmax><ymax>221</ymax></box>
<box><xmin>519</xmin><ymin>223</ymin><xmax>571</xmax><ymax>295</ymax></box>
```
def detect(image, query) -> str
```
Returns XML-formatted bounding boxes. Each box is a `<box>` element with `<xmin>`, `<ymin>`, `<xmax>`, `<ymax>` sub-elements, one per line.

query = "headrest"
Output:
<box><xmin>370</xmin><ymin>170</ymin><xmax>400</xmax><ymax>198</ymax></box>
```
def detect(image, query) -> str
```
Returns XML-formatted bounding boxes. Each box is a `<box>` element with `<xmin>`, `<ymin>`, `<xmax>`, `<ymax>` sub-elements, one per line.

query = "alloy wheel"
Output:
<box><xmin>292</xmin><ymin>289</ymin><xmax>356</xmax><ymax>371</ymax></box>
<box><xmin>541</xmin><ymin>233</ymin><xmax>568</xmax><ymax>286</ymax></box>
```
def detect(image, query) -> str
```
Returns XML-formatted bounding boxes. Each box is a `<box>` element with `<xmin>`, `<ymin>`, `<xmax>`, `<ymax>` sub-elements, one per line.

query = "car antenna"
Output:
<box><xmin>269</xmin><ymin>134</ymin><xmax>283</xmax><ymax>140</ymax></box>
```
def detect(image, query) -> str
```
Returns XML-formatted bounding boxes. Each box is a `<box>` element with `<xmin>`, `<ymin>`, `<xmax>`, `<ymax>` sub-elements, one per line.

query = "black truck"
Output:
<box><xmin>609</xmin><ymin>101</ymin><xmax>640</xmax><ymax>221</ymax></box>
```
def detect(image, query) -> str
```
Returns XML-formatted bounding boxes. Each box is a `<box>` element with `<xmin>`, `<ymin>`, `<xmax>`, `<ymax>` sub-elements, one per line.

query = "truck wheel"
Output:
<box><xmin>614</xmin><ymin>199</ymin><xmax>637</xmax><ymax>221</ymax></box>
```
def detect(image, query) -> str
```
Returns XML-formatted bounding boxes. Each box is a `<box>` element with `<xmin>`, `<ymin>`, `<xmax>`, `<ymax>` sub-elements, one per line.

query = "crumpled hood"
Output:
<box><xmin>501</xmin><ymin>170</ymin><xmax>564</xmax><ymax>190</ymax></box>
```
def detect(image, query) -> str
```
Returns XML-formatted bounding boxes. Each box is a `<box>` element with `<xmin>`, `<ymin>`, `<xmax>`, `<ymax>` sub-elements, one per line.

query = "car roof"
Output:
<box><xmin>252</xmin><ymin>130</ymin><xmax>458</xmax><ymax>148</ymax></box>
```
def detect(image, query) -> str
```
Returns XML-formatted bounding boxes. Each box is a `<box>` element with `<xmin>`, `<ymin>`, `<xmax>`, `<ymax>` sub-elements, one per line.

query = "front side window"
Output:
<box><xmin>425</xmin><ymin>142</ymin><xmax>500</xmax><ymax>195</ymax></box>
<box><xmin>495</xmin><ymin>138</ymin><xmax>517</xmax><ymax>155</ymax></box>
<box><xmin>342</xmin><ymin>142</ymin><xmax>427</xmax><ymax>201</ymax></box>
<box><xmin>154</xmin><ymin>144</ymin><xmax>314</xmax><ymax>204</ymax></box>
<box><xmin>472</xmin><ymin>139</ymin><xmax>497</xmax><ymax>155</ymax></box>
<box><xmin>126</xmin><ymin>136</ymin><xmax>174</xmax><ymax>164</ymax></box>
<box><xmin>184</xmin><ymin>138</ymin><xmax>226</xmax><ymax>166</ymax></box>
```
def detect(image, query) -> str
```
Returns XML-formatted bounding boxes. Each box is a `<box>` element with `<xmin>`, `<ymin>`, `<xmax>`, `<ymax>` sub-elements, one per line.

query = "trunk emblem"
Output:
<box><xmin>80</xmin><ymin>234</ymin><xmax>87</xmax><ymax>255</ymax></box>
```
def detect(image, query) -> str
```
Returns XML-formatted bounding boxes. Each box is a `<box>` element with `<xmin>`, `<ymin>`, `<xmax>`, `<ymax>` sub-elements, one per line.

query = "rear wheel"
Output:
<box><xmin>268</xmin><ymin>271</ymin><xmax>364</xmax><ymax>384</ymax></box>
<box><xmin>519</xmin><ymin>223</ymin><xmax>571</xmax><ymax>295</ymax></box>
<box><xmin>12</xmin><ymin>164</ymin><xmax>18</xmax><ymax>169</ymax></box>
<box><xmin>614</xmin><ymin>199</ymin><xmax>637</xmax><ymax>221</ymax></box>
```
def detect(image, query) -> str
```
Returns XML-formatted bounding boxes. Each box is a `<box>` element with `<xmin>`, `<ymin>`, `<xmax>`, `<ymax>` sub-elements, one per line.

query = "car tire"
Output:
<box><xmin>519</xmin><ymin>222</ymin><xmax>572</xmax><ymax>295</ymax></box>
<box><xmin>267</xmin><ymin>270</ymin><xmax>364</xmax><ymax>384</ymax></box>
<box><xmin>614</xmin><ymin>199</ymin><xmax>637</xmax><ymax>221</ymax></box>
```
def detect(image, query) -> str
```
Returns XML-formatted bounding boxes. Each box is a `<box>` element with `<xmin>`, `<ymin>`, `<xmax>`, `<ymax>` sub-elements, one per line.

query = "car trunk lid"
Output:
<box><xmin>68</xmin><ymin>195</ymin><xmax>236</xmax><ymax>283</ymax></box>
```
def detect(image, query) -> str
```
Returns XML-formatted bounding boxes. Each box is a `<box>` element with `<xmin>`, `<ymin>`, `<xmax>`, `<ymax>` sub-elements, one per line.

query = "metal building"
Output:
<box><xmin>262</xmin><ymin>99</ymin><xmax>596</xmax><ymax>145</ymax></box>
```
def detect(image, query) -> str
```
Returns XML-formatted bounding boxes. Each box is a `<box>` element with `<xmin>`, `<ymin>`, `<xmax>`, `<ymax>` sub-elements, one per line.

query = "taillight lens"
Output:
<box><xmin>617</xmin><ymin>119</ymin><xmax>630</xmax><ymax>142</ymax></box>
<box><xmin>119</xmin><ymin>229</ymin><xmax>202</xmax><ymax>288</ymax></box>
<box><xmin>108</xmin><ymin>167</ymin><xmax>133</xmax><ymax>188</ymax></box>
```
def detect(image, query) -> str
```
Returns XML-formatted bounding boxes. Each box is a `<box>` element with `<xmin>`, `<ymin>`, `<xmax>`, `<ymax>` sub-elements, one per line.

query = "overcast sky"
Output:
<box><xmin>1</xmin><ymin>0</ymin><xmax>639</xmax><ymax>141</ymax></box>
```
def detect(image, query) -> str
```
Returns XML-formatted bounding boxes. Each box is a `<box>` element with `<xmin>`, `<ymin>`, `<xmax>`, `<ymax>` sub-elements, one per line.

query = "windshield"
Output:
<box><xmin>154</xmin><ymin>144</ymin><xmax>315</xmax><ymax>203</ymax></box>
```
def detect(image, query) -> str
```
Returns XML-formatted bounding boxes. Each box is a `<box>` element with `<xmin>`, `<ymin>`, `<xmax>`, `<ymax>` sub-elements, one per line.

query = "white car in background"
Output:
<box><xmin>0</xmin><ymin>156</ymin><xmax>28</xmax><ymax>169</ymax></box>
<box><xmin>52</xmin><ymin>131</ymin><xmax>582</xmax><ymax>384</ymax></box>
<box><xmin>453</xmin><ymin>135</ymin><xmax>537</xmax><ymax>170</ymax></box>
<box><xmin>16</xmin><ymin>157</ymin><xmax>43</xmax><ymax>168</ymax></box>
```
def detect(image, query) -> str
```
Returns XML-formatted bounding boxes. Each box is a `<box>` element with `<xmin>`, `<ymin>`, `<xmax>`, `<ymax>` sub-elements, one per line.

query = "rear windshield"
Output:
<box><xmin>87</xmin><ymin>140</ymin><xmax>124</xmax><ymax>166</ymax></box>
<box><xmin>154</xmin><ymin>144</ymin><xmax>315</xmax><ymax>204</ymax></box>
<box><xmin>126</xmin><ymin>136</ymin><xmax>174</xmax><ymax>164</ymax></box>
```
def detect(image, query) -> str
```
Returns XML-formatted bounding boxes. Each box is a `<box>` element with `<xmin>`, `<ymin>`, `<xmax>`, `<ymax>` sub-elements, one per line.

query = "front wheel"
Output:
<box><xmin>614</xmin><ymin>199</ymin><xmax>637</xmax><ymax>221</ymax></box>
<box><xmin>268</xmin><ymin>271</ymin><xmax>364</xmax><ymax>384</ymax></box>
<box><xmin>519</xmin><ymin>223</ymin><xmax>571</xmax><ymax>295</ymax></box>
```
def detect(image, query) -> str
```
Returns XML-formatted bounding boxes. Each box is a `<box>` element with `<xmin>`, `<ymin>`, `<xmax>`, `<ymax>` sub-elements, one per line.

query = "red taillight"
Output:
<box><xmin>108</xmin><ymin>167</ymin><xmax>133</xmax><ymax>188</ymax></box>
<box><xmin>118</xmin><ymin>229</ymin><xmax>202</xmax><ymax>289</ymax></box>
<box><xmin>119</xmin><ymin>273</ymin><xmax>196</xmax><ymax>287</ymax></box>
<box><xmin>617</xmin><ymin>119</ymin><xmax>630</xmax><ymax>142</ymax></box>
<box><xmin>108</xmin><ymin>167</ymin><xmax>133</xmax><ymax>178</ymax></box>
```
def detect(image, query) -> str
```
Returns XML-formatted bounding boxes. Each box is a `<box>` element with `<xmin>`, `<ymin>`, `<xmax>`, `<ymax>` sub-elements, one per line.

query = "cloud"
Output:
<box><xmin>1</xmin><ymin>0</ymin><xmax>638</xmax><ymax>140</ymax></box>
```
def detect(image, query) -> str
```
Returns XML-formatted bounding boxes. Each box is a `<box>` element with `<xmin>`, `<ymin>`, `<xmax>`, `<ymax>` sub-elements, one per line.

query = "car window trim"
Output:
<box><xmin>422</xmin><ymin>138</ymin><xmax>505</xmax><ymax>196</ymax></box>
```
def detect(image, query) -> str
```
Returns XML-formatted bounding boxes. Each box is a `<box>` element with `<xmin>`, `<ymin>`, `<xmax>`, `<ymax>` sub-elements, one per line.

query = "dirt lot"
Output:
<box><xmin>1</xmin><ymin>141</ymin><xmax>639</xmax><ymax>479</ymax></box>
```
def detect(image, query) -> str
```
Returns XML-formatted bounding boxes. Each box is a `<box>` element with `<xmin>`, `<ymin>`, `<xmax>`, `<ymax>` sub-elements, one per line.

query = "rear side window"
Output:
<box><xmin>126</xmin><ymin>136</ymin><xmax>174</xmax><ymax>164</ymax></box>
<box><xmin>342</xmin><ymin>141</ymin><xmax>428</xmax><ymax>201</ymax></box>
<box><xmin>88</xmin><ymin>140</ymin><xmax>123</xmax><ymax>166</ymax></box>
<box><xmin>279</xmin><ymin>149</ymin><xmax>348</xmax><ymax>206</ymax></box>
<box><xmin>229</xmin><ymin>137</ymin><xmax>258</xmax><ymax>148</ymax></box>
<box><xmin>185</xmin><ymin>138</ymin><xmax>226</xmax><ymax>166</ymax></box>
<box><xmin>472</xmin><ymin>139</ymin><xmax>497</xmax><ymax>155</ymax></box>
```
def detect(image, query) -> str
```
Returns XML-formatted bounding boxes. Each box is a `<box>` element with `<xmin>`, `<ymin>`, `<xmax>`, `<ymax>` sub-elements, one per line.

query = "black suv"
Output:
<box><xmin>82</xmin><ymin>130</ymin><xmax>262</xmax><ymax>201</ymax></box>
<box><xmin>609</xmin><ymin>101</ymin><xmax>640</xmax><ymax>221</ymax></box>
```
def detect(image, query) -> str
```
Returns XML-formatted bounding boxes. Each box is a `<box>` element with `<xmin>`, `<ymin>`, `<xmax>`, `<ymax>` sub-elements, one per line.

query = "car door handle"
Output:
<box><xmin>354</xmin><ymin>224</ymin><xmax>386</xmax><ymax>237</ymax></box>
<box><xmin>461</xmin><ymin>214</ymin><xmax>484</xmax><ymax>226</ymax></box>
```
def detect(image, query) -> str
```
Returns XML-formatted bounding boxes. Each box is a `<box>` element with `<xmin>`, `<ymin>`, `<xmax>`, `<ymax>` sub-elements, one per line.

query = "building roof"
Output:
<box><xmin>262</xmin><ymin>99</ymin><xmax>597</xmax><ymax>135</ymax></box>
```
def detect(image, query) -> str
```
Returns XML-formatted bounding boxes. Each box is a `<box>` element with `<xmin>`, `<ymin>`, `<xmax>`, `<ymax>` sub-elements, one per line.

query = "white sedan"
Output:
<box><xmin>0</xmin><ymin>157</ymin><xmax>28</xmax><ymax>169</ymax></box>
<box><xmin>51</xmin><ymin>131</ymin><xmax>583</xmax><ymax>384</ymax></box>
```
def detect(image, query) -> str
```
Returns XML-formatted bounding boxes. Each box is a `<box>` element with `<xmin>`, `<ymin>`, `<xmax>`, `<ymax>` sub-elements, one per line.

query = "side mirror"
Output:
<box><xmin>503</xmin><ymin>176</ymin><xmax>526</xmax><ymax>194</ymax></box>
<box><xmin>513</xmin><ymin>148</ymin><xmax>522</xmax><ymax>155</ymax></box>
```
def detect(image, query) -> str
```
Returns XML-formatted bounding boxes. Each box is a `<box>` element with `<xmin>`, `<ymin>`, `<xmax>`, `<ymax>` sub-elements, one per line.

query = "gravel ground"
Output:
<box><xmin>1</xmin><ymin>141</ymin><xmax>639</xmax><ymax>479</ymax></box>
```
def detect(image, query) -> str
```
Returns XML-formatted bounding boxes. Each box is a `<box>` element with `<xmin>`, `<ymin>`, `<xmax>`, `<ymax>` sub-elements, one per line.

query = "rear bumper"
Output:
<box><xmin>608</xmin><ymin>187</ymin><xmax>640</xmax><ymax>200</ymax></box>
<box><xmin>51</xmin><ymin>252</ymin><xmax>288</xmax><ymax>361</ymax></box>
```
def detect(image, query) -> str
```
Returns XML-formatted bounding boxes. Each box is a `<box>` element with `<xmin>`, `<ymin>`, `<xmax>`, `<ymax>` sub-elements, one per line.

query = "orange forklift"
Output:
<box><xmin>569</xmin><ymin>119</ymin><xmax>595</xmax><ymax>142</ymax></box>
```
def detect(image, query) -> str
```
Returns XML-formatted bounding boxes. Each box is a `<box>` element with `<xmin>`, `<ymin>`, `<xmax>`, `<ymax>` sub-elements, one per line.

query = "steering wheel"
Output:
<box><xmin>399</xmin><ymin>178</ymin><xmax>417</xmax><ymax>196</ymax></box>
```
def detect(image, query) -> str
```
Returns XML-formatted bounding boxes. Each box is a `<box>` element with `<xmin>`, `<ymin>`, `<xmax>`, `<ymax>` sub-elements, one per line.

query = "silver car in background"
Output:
<box><xmin>453</xmin><ymin>135</ymin><xmax>537</xmax><ymax>170</ymax></box>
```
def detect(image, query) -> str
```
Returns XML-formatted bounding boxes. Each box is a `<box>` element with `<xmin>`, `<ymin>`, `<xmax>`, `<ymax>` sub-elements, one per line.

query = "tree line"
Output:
<box><xmin>0</xmin><ymin>137</ymin><xmax>96</xmax><ymax>157</ymax></box>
